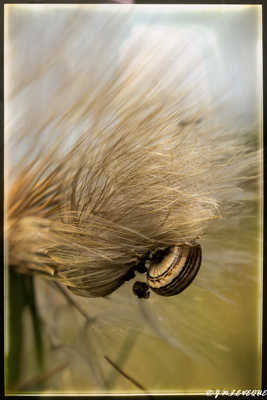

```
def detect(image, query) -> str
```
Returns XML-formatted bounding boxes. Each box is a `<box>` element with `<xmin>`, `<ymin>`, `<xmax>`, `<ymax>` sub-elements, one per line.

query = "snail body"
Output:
<box><xmin>132</xmin><ymin>244</ymin><xmax>202</xmax><ymax>298</ymax></box>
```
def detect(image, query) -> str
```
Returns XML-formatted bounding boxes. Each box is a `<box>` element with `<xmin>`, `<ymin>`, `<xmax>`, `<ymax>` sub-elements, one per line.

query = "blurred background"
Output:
<box><xmin>5</xmin><ymin>4</ymin><xmax>262</xmax><ymax>395</ymax></box>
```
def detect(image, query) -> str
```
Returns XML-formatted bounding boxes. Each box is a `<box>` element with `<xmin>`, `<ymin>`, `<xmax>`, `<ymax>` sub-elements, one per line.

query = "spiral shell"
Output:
<box><xmin>147</xmin><ymin>244</ymin><xmax>202</xmax><ymax>296</ymax></box>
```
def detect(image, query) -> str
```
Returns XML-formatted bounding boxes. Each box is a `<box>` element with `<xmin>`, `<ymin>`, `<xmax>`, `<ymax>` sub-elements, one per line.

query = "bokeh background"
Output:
<box><xmin>5</xmin><ymin>4</ymin><xmax>262</xmax><ymax>395</ymax></box>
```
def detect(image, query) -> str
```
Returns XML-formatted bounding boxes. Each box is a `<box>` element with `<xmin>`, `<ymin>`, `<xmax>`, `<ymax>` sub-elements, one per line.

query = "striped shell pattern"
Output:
<box><xmin>147</xmin><ymin>245</ymin><xmax>202</xmax><ymax>296</ymax></box>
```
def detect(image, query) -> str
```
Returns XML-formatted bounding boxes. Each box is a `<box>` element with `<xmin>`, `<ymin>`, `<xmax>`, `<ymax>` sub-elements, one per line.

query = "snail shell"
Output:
<box><xmin>147</xmin><ymin>244</ymin><xmax>202</xmax><ymax>296</ymax></box>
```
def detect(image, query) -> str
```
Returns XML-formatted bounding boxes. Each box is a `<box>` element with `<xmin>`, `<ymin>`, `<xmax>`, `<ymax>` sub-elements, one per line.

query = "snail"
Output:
<box><xmin>129</xmin><ymin>244</ymin><xmax>202</xmax><ymax>299</ymax></box>
<box><xmin>66</xmin><ymin>244</ymin><xmax>202</xmax><ymax>299</ymax></box>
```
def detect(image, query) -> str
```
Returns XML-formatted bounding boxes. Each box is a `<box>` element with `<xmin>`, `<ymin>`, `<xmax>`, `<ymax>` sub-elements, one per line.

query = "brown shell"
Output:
<box><xmin>147</xmin><ymin>244</ymin><xmax>202</xmax><ymax>296</ymax></box>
